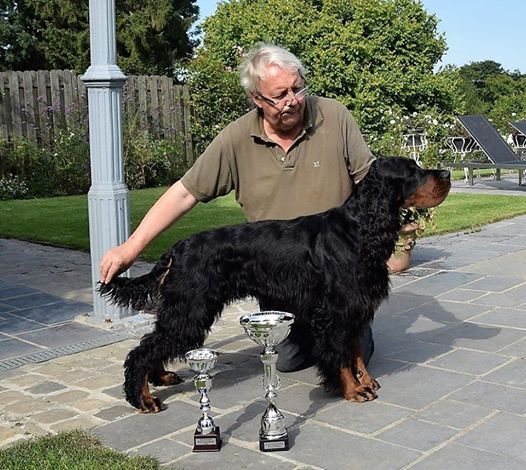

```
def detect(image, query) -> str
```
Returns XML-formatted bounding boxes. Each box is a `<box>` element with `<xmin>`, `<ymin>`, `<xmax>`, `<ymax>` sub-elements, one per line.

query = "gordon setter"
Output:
<box><xmin>100</xmin><ymin>157</ymin><xmax>451</xmax><ymax>413</ymax></box>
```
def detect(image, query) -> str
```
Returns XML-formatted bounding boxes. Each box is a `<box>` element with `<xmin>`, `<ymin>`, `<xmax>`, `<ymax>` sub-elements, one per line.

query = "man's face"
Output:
<box><xmin>252</xmin><ymin>65</ymin><xmax>306</xmax><ymax>134</ymax></box>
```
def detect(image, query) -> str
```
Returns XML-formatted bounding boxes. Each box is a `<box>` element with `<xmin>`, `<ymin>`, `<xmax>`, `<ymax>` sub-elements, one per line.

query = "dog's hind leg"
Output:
<box><xmin>124</xmin><ymin>332</ymin><xmax>171</xmax><ymax>413</ymax></box>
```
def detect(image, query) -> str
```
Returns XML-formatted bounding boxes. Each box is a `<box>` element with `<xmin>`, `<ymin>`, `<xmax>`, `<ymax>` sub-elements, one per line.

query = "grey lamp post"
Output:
<box><xmin>82</xmin><ymin>0</ymin><xmax>130</xmax><ymax>320</ymax></box>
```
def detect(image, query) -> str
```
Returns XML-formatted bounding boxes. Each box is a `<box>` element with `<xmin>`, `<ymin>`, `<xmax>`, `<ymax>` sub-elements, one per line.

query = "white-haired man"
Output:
<box><xmin>100</xmin><ymin>44</ymin><xmax>376</xmax><ymax>371</ymax></box>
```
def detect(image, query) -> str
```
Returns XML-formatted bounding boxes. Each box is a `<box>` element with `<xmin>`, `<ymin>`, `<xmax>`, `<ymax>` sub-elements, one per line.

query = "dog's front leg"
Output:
<box><xmin>340</xmin><ymin>337</ymin><xmax>379</xmax><ymax>402</ymax></box>
<box><xmin>351</xmin><ymin>336</ymin><xmax>380</xmax><ymax>393</ymax></box>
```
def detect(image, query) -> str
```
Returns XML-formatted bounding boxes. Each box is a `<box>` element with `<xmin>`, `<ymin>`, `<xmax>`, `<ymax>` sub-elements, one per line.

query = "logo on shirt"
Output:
<box><xmin>313</xmin><ymin>161</ymin><xmax>320</xmax><ymax>168</ymax></box>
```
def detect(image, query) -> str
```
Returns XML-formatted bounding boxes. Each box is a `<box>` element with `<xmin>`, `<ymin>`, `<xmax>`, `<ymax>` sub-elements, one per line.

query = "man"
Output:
<box><xmin>100</xmin><ymin>44</ymin><xmax>376</xmax><ymax>372</ymax></box>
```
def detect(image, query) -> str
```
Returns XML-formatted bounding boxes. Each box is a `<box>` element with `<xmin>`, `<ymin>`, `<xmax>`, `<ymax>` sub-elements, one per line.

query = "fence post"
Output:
<box><xmin>82</xmin><ymin>0</ymin><xmax>130</xmax><ymax>321</ymax></box>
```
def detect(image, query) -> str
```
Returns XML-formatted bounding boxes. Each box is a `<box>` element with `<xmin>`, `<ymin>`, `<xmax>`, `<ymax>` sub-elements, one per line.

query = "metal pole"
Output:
<box><xmin>82</xmin><ymin>0</ymin><xmax>130</xmax><ymax>320</ymax></box>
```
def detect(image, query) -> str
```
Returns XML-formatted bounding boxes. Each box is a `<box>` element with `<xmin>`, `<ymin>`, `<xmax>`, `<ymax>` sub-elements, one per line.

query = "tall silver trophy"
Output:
<box><xmin>185</xmin><ymin>348</ymin><xmax>221</xmax><ymax>452</ymax></box>
<box><xmin>240</xmin><ymin>311</ymin><xmax>295</xmax><ymax>452</ymax></box>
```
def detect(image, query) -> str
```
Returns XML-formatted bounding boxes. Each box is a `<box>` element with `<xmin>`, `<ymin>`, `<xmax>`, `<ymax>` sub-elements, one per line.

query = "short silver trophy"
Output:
<box><xmin>185</xmin><ymin>348</ymin><xmax>221</xmax><ymax>452</ymax></box>
<box><xmin>240</xmin><ymin>311</ymin><xmax>295</xmax><ymax>452</ymax></box>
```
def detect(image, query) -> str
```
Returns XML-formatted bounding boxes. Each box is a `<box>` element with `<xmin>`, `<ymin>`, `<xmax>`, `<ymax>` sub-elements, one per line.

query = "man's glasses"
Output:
<box><xmin>256</xmin><ymin>86</ymin><xmax>308</xmax><ymax>109</ymax></box>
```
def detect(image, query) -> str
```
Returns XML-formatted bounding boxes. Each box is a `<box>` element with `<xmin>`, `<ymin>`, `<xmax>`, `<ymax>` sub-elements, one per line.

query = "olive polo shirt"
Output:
<box><xmin>180</xmin><ymin>96</ymin><xmax>375</xmax><ymax>222</ymax></box>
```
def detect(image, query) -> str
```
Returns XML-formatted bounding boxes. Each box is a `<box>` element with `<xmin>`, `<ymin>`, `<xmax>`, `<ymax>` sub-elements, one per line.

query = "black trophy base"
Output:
<box><xmin>259</xmin><ymin>434</ymin><xmax>289</xmax><ymax>452</ymax></box>
<box><xmin>193</xmin><ymin>426</ymin><xmax>221</xmax><ymax>452</ymax></box>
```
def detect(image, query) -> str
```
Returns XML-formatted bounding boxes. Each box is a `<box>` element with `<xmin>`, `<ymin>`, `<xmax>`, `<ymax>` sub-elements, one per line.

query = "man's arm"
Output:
<box><xmin>99</xmin><ymin>180</ymin><xmax>198</xmax><ymax>283</ymax></box>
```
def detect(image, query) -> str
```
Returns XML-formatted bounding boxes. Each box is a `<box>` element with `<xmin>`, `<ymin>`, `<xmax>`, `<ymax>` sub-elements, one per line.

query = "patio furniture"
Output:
<box><xmin>509</xmin><ymin>120</ymin><xmax>526</xmax><ymax>158</ymax></box>
<box><xmin>443</xmin><ymin>115</ymin><xmax>526</xmax><ymax>186</ymax></box>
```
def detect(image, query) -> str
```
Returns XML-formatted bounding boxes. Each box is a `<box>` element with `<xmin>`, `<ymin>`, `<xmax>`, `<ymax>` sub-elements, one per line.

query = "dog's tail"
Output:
<box><xmin>98</xmin><ymin>253</ymin><xmax>173</xmax><ymax>311</ymax></box>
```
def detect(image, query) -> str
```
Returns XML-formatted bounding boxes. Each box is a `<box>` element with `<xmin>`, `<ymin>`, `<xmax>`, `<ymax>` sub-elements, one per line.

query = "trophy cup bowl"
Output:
<box><xmin>240</xmin><ymin>311</ymin><xmax>295</xmax><ymax>351</ymax></box>
<box><xmin>240</xmin><ymin>311</ymin><xmax>295</xmax><ymax>452</ymax></box>
<box><xmin>185</xmin><ymin>348</ymin><xmax>221</xmax><ymax>452</ymax></box>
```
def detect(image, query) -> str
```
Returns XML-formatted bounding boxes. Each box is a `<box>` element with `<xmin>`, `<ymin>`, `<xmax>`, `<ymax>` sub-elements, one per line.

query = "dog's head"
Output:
<box><xmin>371</xmin><ymin>157</ymin><xmax>451</xmax><ymax>209</ymax></box>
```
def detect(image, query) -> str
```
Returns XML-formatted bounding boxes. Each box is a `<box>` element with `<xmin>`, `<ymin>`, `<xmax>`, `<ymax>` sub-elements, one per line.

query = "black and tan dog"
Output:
<box><xmin>100</xmin><ymin>157</ymin><xmax>451</xmax><ymax>412</ymax></box>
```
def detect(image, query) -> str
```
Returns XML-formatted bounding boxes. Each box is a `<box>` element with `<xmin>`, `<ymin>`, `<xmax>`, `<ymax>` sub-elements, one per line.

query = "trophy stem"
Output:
<box><xmin>259</xmin><ymin>348</ymin><xmax>289</xmax><ymax>451</ymax></box>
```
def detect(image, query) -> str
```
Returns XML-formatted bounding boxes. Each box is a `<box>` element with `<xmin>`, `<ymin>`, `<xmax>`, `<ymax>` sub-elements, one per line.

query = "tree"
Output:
<box><xmin>458</xmin><ymin>61</ymin><xmax>526</xmax><ymax>130</ymax></box>
<box><xmin>0</xmin><ymin>0</ymin><xmax>199</xmax><ymax>75</ymax></box>
<box><xmin>190</xmin><ymin>0</ymin><xmax>460</xmax><ymax>141</ymax></box>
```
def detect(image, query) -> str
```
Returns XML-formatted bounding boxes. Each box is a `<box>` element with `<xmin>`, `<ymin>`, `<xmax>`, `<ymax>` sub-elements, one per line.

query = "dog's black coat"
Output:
<box><xmin>100</xmin><ymin>157</ymin><xmax>450</xmax><ymax>410</ymax></box>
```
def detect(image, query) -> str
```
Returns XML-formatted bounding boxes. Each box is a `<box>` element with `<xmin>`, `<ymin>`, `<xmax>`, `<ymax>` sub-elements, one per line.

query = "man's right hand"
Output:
<box><xmin>99</xmin><ymin>243</ymin><xmax>138</xmax><ymax>284</ymax></box>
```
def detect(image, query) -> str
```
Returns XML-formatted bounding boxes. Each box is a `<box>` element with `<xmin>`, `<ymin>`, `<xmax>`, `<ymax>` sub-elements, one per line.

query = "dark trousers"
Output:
<box><xmin>275</xmin><ymin>323</ymin><xmax>375</xmax><ymax>373</ymax></box>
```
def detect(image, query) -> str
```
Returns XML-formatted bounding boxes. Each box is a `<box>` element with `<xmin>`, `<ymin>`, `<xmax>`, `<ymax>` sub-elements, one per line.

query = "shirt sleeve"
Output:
<box><xmin>344</xmin><ymin>110</ymin><xmax>375</xmax><ymax>182</ymax></box>
<box><xmin>180</xmin><ymin>130</ymin><xmax>235</xmax><ymax>202</ymax></box>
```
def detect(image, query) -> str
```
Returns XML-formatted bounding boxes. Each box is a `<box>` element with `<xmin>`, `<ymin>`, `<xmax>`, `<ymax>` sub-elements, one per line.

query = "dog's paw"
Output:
<box><xmin>357</xmin><ymin>374</ymin><xmax>381</xmax><ymax>392</ymax></box>
<box><xmin>139</xmin><ymin>395</ymin><xmax>167</xmax><ymax>413</ymax></box>
<box><xmin>343</xmin><ymin>385</ymin><xmax>378</xmax><ymax>403</ymax></box>
<box><xmin>149</xmin><ymin>371</ymin><xmax>183</xmax><ymax>387</ymax></box>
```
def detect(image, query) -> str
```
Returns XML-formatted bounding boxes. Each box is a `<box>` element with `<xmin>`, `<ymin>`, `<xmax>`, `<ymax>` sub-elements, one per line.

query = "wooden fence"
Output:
<box><xmin>0</xmin><ymin>70</ymin><xmax>194</xmax><ymax>162</ymax></box>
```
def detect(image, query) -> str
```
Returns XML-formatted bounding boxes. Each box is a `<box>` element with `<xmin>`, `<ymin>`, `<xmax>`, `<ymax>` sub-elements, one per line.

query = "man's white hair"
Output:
<box><xmin>239</xmin><ymin>44</ymin><xmax>305</xmax><ymax>94</ymax></box>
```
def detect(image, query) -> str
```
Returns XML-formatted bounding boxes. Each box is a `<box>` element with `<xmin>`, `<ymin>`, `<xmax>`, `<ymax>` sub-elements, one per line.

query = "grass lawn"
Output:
<box><xmin>1</xmin><ymin>189</ymin><xmax>526</xmax><ymax>262</ymax></box>
<box><xmin>0</xmin><ymin>430</ymin><xmax>164</xmax><ymax>470</ymax></box>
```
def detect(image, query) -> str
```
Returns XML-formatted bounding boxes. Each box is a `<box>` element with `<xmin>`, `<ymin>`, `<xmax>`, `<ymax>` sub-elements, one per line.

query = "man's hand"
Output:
<box><xmin>99</xmin><ymin>243</ymin><xmax>138</xmax><ymax>284</ymax></box>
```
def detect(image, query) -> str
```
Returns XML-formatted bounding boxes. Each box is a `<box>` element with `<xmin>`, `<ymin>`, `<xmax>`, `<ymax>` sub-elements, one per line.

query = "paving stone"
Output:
<box><xmin>448</xmin><ymin>381</ymin><xmax>526</xmax><ymax>414</ymax></box>
<box><xmin>71</xmin><ymin>398</ymin><xmax>116</xmax><ymax>413</ymax></box>
<box><xmin>74</xmin><ymin>374</ymin><xmax>121</xmax><ymax>390</ymax></box>
<box><xmin>0</xmin><ymin>314</ymin><xmax>47</xmax><ymax>334</ymax></box>
<box><xmin>0</xmin><ymin>338</ymin><xmax>44</xmax><ymax>360</ymax></box>
<box><xmin>382</xmin><ymin>342</ymin><xmax>452</xmax><ymax>364</ymax></box>
<box><xmin>463</xmin><ymin>276</ymin><xmax>526</xmax><ymax>292</ymax></box>
<box><xmin>436</xmin><ymin>288</ymin><xmax>489</xmax><ymax>302</ymax></box>
<box><xmin>0</xmin><ymin>286</ymin><xmax>39</xmax><ymax>300</ymax></box>
<box><xmin>282</xmin><ymin>365</ymin><xmax>320</xmax><ymax>386</ymax></box>
<box><xmin>472</xmin><ymin>307</ymin><xmax>526</xmax><ymax>329</ymax></box>
<box><xmin>412</xmin><ymin>443</ymin><xmax>525</xmax><ymax>470</ymax></box>
<box><xmin>315</xmin><ymin>400</ymin><xmax>411</xmax><ymax>434</ymax></box>
<box><xmin>11</xmin><ymin>300</ymin><xmax>92</xmax><ymax>324</ymax></box>
<box><xmin>415</xmin><ymin>399</ymin><xmax>493</xmax><ymax>429</ymax></box>
<box><xmin>481</xmin><ymin>359</ymin><xmax>526</xmax><ymax>389</ymax></box>
<box><xmin>0</xmin><ymin>425</ymin><xmax>22</xmax><ymax>444</ymax></box>
<box><xmin>4</xmin><ymin>373</ymin><xmax>47</xmax><ymax>388</ymax></box>
<box><xmin>94</xmin><ymin>400</ymin><xmax>198</xmax><ymax>451</ymax></box>
<box><xmin>427</xmin><ymin>322</ymin><xmax>525</xmax><ymax>352</ymax></box>
<box><xmin>131</xmin><ymin>438</ymin><xmax>190</xmax><ymax>464</ymax></box>
<box><xmin>456</xmin><ymin>412</ymin><xmax>526</xmax><ymax>463</ymax></box>
<box><xmin>49</xmin><ymin>415</ymin><xmax>103</xmax><ymax>432</ymax></box>
<box><xmin>404</xmin><ymin>299</ymin><xmax>492</xmax><ymax>324</ymax></box>
<box><xmin>0</xmin><ymin>303</ymin><xmax>14</xmax><ymax>314</ymax></box>
<box><xmin>47</xmin><ymin>390</ymin><xmax>90</xmax><ymax>404</ymax></box>
<box><xmin>16</xmin><ymin>322</ymin><xmax>111</xmax><ymax>349</ymax></box>
<box><xmin>273</xmin><ymin>383</ymin><xmax>340</xmax><ymax>417</ymax></box>
<box><xmin>376</xmin><ymin>417</ymin><xmax>458</xmax><ymax>452</ymax></box>
<box><xmin>176</xmin><ymin>440</ymin><xmax>295</xmax><ymax>470</ymax></box>
<box><xmin>397</xmin><ymin>271</ymin><xmax>483</xmax><ymax>297</ymax></box>
<box><xmin>7</xmin><ymin>397</ymin><xmax>53</xmax><ymax>415</ymax></box>
<box><xmin>2</xmin><ymin>292</ymin><xmax>63</xmax><ymax>309</ymax></box>
<box><xmin>95</xmin><ymin>404</ymin><xmax>135</xmax><ymax>421</ymax></box>
<box><xmin>25</xmin><ymin>380</ymin><xmax>67</xmax><ymax>395</ymax></box>
<box><xmin>376</xmin><ymin>293</ymin><xmax>431</xmax><ymax>316</ymax></box>
<box><xmin>32</xmin><ymin>408</ymin><xmax>78</xmax><ymax>424</ymax></box>
<box><xmin>376</xmin><ymin>364</ymin><xmax>471</xmax><ymax>410</ymax></box>
<box><xmin>498</xmin><ymin>337</ymin><xmax>526</xmax><ymax>358</ymax></box>
<box><xmin>427</xmin><ymin>349</ymin><xmax>511</xmax><ymax>375</ymax></box>
<box><xmin>281</xmin><ymin>422</ymin><xmax>421</xmax><ymax>470</ymax></box>
<box><xmin>0</xmin><ymin>390</ymin><xmax>27</xmax><ymax>405</ymax></box>
<box><xmin>101</xmin><ymin>384</ymin><xmax>125</xmax><ymax>400</ymax></box>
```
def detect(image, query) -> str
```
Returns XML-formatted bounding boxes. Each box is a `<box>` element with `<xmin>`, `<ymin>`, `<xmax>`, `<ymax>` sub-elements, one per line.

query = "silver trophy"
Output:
<box><xmin>185</xmin><ymin>348</ymin><xmax>221</xmax><ymax>452</ymax></box>
<box><xmin>240</xmin><ymin>311</ymin><xmax>295</xmax><ymax>452</ymax></box>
